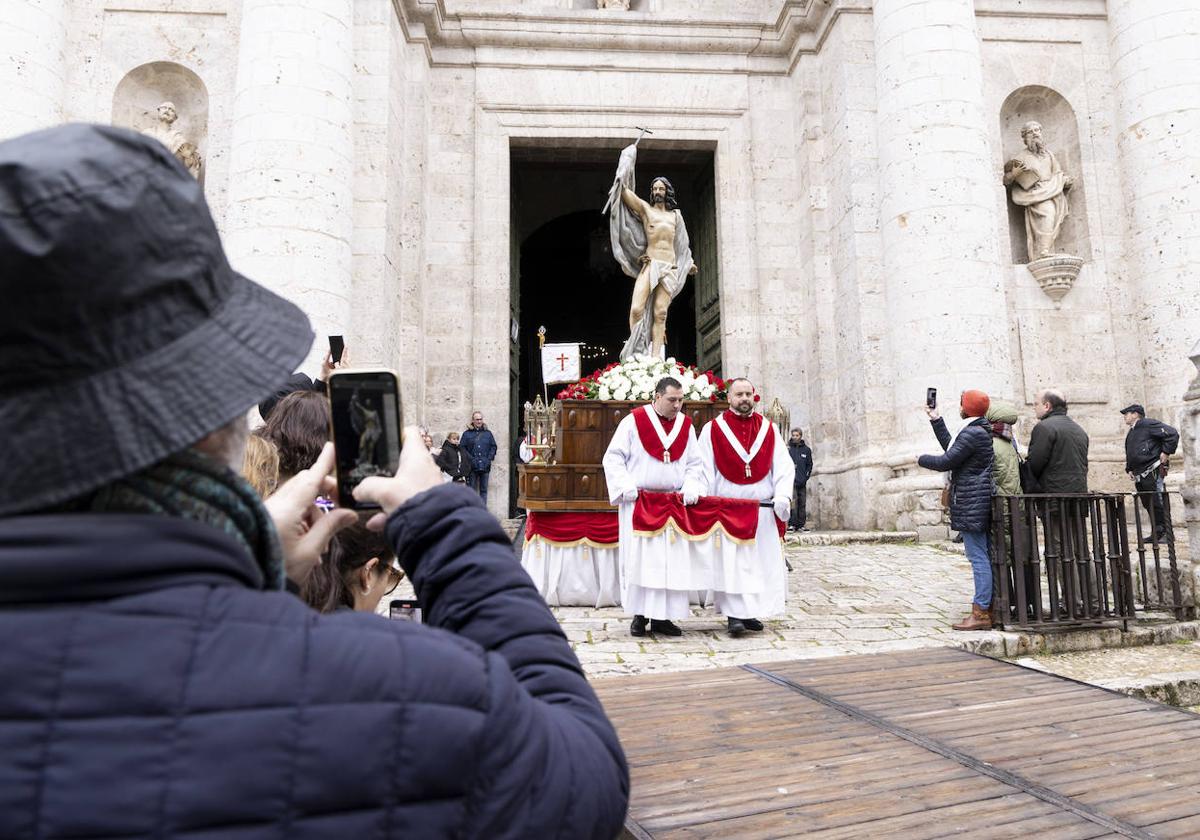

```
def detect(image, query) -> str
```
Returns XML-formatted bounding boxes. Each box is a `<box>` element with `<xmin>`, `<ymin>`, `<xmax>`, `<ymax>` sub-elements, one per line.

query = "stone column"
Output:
<box><xmin>1108</xmin><ymin>1</ymin><xmax>1200</xmax><ymax>418</ymax></box>
<box><xmin>0</xmin><ymin>0</ymin><xmax>67</xmax><ymax>140</ymax></box>
<box><xmin>1180</xmin><ymin>339</ymin><xmax>1200</xmax><ymax>609</ymax></box>
<box><xmin>872</xmin><ymin>0</ymin><xmax>1013</xmax><ymax>538</ymax></box>
<box><xmin>223</xmin><ymin>0</ymin><xmax>355</xmax><ymax>371</ymax></box>
<box><xmin>873</xmin><ymin>0</ymin><xmax>1012</xmax><ymax>453</ymax></box>
<box><xmin>874</xmin><ymin>0</ymin><xmax>1013</xmax><ymax>453</ymax></box>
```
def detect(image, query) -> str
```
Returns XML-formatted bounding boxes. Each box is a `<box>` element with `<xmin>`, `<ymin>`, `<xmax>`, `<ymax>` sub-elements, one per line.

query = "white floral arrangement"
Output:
<box><xmin>555</xmin><ymin>355</ymin><xmax>727</xmax><ymax>403</ymax></box>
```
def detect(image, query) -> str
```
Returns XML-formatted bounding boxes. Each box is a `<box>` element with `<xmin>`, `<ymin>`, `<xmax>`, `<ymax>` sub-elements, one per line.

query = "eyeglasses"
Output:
<box><xmin>383</xmin><ymin>562</ymin><xmax>404</xmax><ymax>596</ymax></box>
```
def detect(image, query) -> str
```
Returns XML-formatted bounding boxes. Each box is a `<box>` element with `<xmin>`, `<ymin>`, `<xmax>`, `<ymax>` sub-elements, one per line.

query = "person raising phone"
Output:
<box><xmin>0</xmin><ymin>125</ymin><xmax>628</xmax><ymax>839</ymax></box>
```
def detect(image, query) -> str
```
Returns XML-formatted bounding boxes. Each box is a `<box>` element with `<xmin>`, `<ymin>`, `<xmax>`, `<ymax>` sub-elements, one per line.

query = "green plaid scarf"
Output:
<box><xmin>82</xmin><ymin>448</ymin><xmax>285</xmax><ymax>589</ymax></box>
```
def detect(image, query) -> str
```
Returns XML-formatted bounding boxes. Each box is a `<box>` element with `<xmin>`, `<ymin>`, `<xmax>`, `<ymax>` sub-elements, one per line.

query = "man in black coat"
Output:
<box><xmin>1027</xmin><ymin>389</ymin><xmax>1089</xmax><ymax>493</ymax></box>
<box><xmin>918</xmin><ymin>390</ymin><xmax>995</xmax><ymax>631</ymax></box>
<box><xmin>0</xmin><ymin>125</ymin><xmax>628</xmax><ymax>839</ymax></box>
<box><xmin>787</xmin><ymin>428</ymin><xmax>813</xmax><ymax>531</ymax></box>
<box><xmin>1121</xmin><ymin>403</ymin><xmax>1179</xmax><ymax>542</ymax></box>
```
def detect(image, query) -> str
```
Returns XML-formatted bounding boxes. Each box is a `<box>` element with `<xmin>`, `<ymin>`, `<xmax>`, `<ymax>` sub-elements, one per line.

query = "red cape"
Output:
<box><xmin>632</xmin><ymin>405</ymin><xmax>692</xmax><ymax>464</ymax></box>
<box><xmin>711</xmin><ymin>410</ymin><xmax>774</xmax><ymax>485</ymax></box>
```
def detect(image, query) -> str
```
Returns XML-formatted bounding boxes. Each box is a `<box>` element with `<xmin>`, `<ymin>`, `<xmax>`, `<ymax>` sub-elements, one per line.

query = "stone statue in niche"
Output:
<box><xmin>597</xmin><ymin>0</ymin><xmax>631</xmax><ymax>9</ymax></box>
<box><xmin>142</xmin><ymin>101</ymin><xmax>202</xmax><ymax>179</ymax></box>
<box><xmin>1003</xmin><ymin>121</ymin><xmax>1073</xmax><ymax>259</ymax></box>
<box><xmin>1003</xmin><ymin>120</ymin><xmax>1082</xmax><ymax>301</ymax></box>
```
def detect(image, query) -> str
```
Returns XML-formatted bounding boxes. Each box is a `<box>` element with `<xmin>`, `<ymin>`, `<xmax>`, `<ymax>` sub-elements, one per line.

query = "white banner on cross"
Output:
<box><xmin>541</xmin><ymin>342</ymin><xmax>581</xmax><ymax>385</ymax></box>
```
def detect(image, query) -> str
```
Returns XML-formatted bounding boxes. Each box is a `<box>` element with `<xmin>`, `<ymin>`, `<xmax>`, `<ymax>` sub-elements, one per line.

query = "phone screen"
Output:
<box><xmin>389</xmin><ymin>599</ymin><xmax>422</xmax><ymax>622</ymax></box>
<box><xmin>926</xmin><ymin>387</ymin><xmax>937</xmax><ymax>409</ymax></box>
<box><xmin>328</xmin><ymin>370</ymin><xmax>402</xmax><ymax>509</ymax></box>
<box><xmin>329</xmin><ymin>335</ymin><xmax>345</xmax><ymax>365</ymax></box>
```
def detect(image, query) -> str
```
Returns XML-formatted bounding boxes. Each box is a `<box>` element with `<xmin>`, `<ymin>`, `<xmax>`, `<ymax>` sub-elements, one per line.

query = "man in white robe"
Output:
<box><xmin>695</xmin><ymin>377</ymin><xmax>794</xmax><ymax>637</ymax></box>
<box><xmin>602</xmin><ymin>376</ymin><xmax>705</xmax><ymax>637</ymax></box>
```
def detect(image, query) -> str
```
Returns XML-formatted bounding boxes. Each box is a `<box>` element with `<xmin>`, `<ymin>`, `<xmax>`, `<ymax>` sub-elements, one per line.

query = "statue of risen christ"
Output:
<box><xmin>604</xmin><ymin>138</ymin><xmax>697</xmax><ymax>360</ymax></box>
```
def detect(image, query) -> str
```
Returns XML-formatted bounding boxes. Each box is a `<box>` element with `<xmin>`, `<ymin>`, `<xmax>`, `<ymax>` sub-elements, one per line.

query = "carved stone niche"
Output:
<box><xmin>112</xmin><ymin>61</ymin><xmax>208</xmax><ymax>185</ymax></box>
<box><xmin>999</xmin><ymin>86</ymin><xmax>1091</xmax><ymax>303</ymax></box>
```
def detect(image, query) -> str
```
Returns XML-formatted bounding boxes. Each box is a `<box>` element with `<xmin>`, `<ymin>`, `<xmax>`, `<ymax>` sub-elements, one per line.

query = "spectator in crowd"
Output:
<box><xmin>0</xmin><ymin>124</ymin><xmax>628</xmax><ymax>838</ymax></box>
<box><xmin>918</xmin><ymin>390</ymin><xmax>995</xmax><ymax>631</ymax></box>
<box><xmin>787</xmin><ymin>427</ymin><xmax>813</xmax><ymax>531</ymax></box>
<box><xmin>986</xmin><ymin>398</ymin><xmax>1034</xmax><ymax>617</ymax></box>
<box><xmin>1027</xmin><ymin>389</ymin><xmax>1089</xmax><ymax>493</ymax></box>
<box><xmin>240</xmin><ymin>430</ymin><xmax>281</xmax><ymax>498</ymax></box>
<box><xmin>258</xmin><ymin>348</ymin><xmax>349</xmax><ymax>422</ymax></box>
<box><xmin>436</xmin><ymin>430</ymin><xmax>475</xmax><ymax>484</ymax></box>
<box><xmin>461</xmin><ymin>410</ymin><xmax>498</xmax><ymax>503</ymax></box>
<box><xmin>986</xmin><ymin>400</ymin><xmax>1021</xmax><ymax>497</ymax></box>
<box><xmin>260</xmin><ymin>389</ymin><xmax>330</xmax><ymax>483</ymax></box>
<box><xmin>303</xmin><ymin>520</ymin><xmax>402</xmax><ymax>613</ymax></box>
<box><xmin>1121</xmin><ymin>403</ymin><xmax>1179</xmax><ymax>543</ymax></box>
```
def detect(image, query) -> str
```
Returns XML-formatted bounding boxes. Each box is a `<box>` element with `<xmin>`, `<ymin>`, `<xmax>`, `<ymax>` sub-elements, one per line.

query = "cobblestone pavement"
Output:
<box><xmin>556</xmin><ymin>540</ymin><xmax>984</xmax><ymax>679</ymax></box>
<box><xmin>1012</xmin><ymin>642</ymin><xmax>1200</xmax><ymax>709</ymax></box>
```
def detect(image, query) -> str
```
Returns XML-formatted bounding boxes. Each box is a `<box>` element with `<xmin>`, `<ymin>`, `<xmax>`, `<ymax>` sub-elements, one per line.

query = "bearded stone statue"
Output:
<box><xmin>1003</xmin><ymin>120</ymin><xmax>1074</xmax><ymax>260</ymax></box>
<box><xmin>142</xmin><ymin>101</ymin><xmax>202</xmax><ymax>180</ymax></box>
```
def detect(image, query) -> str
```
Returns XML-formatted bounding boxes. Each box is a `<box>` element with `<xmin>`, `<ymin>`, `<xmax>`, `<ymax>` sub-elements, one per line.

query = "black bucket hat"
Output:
<box><xmin>0</xmin><ymin>124</ymin><xmax>314</xmax><ymax>516</ymax></box>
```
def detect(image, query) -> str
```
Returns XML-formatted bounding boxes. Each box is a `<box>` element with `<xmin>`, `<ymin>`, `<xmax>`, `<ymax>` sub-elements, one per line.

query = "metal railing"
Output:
<box><xmin>1128</xmin><ymin>488</ymin><xmax>1191</xmax><ymax>620</ymax></box>
<box><xmin>990</xmin><ymin>494</ymin><xmax>1137</xmax><ymax>630</ymax></box>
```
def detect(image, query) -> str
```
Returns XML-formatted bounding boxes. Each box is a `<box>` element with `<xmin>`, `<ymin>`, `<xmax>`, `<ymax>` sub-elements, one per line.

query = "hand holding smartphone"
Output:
<box><xmin>389</xmin><ymin>599</ymin><xmax>422</xmax><ymax>622</ymax></box>
<box><xmin>327</xmin><ymin>369</ymin><xmax>403</xmax><ymax>510</ymax></box>
<box><xmin>926</xmin><ymin>387</ymin><xmax>937</xmax><ymax>410</ymax></box>
<box><xmin>328</xmin><ymin>335</ymin><xmax>345</xmax><ymax>366</ymax></box>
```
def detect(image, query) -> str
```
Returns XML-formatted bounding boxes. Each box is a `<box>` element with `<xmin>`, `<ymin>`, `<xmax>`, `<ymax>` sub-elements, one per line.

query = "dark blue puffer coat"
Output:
<box><xmin>0</xmin><ymin>484</ymin><xmax>628</xmax><ymax>839</ymax></box>
<box><xmin>918</xmin><ymin>416</ymin><xmax>994</xmax><ymax>533</ymax></box>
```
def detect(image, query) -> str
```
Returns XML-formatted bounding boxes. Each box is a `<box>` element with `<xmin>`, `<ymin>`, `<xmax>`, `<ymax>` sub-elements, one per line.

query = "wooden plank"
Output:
<box><xmin>604</xmin><ymin>650</ymin><xmax>1200</xmax><ymax>839</ymax></box>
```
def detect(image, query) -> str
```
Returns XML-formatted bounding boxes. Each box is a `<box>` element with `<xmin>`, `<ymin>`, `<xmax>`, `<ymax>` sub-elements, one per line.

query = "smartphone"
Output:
<box><xmin>389</xmin><ymin>599</ymin><xmax>422</xmax><ymax>622</ymax></box>
<box><xmin>327</xmin><ymin>369</ymin><xmax>402</xmax><ymax>509</ymax></box>
<box><xmin>328</xmin><ymin>335</ymin><xmax>345</xmax><ymax>365</ymax></box>
<box><xmin>926</xmin><ymin>387</ymin><xmax>937</xmax><ymax>409</ymax></box>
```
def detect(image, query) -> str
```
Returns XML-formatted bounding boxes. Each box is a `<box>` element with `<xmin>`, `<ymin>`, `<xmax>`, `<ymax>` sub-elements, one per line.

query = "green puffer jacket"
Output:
<box><xmin>986</xmin><ymin>400</ymin><xmax>1021</xmax><ymax>496</ymax></box>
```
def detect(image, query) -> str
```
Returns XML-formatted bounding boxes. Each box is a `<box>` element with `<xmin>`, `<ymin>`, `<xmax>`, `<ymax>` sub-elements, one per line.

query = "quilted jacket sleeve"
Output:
<box><xmin>918</xmin><ymin>419</ymin><xmax>971</xmax><ymax>472</ymax></box>
<box><xmin>386</xmin><ymin>485</ymin><xmax>629</xmax><ymax>839</ymax></box>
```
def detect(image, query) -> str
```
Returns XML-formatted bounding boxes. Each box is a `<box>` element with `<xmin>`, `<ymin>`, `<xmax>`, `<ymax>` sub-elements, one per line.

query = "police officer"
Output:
<box><xmin>1121</xmin><ymin>403</ymin><xmax>1179</xmax><ymax>543</ymax></box>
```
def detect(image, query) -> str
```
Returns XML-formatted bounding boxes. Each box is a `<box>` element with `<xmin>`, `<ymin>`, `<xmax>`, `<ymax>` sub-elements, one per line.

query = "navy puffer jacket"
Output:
<box><xmin>0</xmin><ymin>484</ymin><xmax>628</xmax><ymax>839</ymax></box>
<box><xmin>918</xmin><ymin>416</ymin><xmax>994</xmax><ymax>533</ymax></box>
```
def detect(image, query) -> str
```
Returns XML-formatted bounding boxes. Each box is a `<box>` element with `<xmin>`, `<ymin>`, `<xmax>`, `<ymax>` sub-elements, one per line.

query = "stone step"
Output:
<box><xmin>957</xmin><ymin>617</ymin><xmax>1200</xmax><ymax>659</ymax></box>
<box><xmin>1010</xmin><ymin>641</ymin><xmax>1200</xmax><ymax>709</ymax></box>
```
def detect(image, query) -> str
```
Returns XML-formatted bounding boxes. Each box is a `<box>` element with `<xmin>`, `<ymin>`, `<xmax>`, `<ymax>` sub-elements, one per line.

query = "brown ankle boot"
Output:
<box><xmin>952</xmin><ymin>604</ymin><xmax>992</xmax><ymax>631</ymax></box>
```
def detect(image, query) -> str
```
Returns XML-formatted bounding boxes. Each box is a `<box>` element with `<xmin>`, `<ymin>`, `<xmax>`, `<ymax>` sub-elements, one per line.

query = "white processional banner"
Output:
<box><xmin>541</xmin><ymin>343</ymin><xmax>581</xmax><ymax>385</ymax></box>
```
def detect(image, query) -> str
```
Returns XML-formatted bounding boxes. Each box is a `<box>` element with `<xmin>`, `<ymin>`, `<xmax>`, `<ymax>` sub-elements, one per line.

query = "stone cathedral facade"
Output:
<box><xmin>5</xmin><ymin>0</ymin><xmax>1198</xmax><ymax>530</ymax></box>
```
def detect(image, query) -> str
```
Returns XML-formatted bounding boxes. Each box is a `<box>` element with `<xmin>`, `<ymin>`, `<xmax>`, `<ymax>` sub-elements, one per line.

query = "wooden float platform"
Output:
<box><xmin>593</xmin><ymin>647</ymin><xmax>1200</xmax><ymax>839</ymax></box>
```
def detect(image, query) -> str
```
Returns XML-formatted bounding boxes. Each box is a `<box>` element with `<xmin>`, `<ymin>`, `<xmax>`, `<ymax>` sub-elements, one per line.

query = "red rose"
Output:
<box><xmin>753</xmin><ymin>394</ymin><xmax>760</xmax><ymax>402</ymax></box>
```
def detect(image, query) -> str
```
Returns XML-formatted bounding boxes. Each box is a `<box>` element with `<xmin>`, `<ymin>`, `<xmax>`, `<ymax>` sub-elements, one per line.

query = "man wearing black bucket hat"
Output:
<box><xmin>0</xmin><ymin>125</ymin><xmax>626</xmax><ymax>838</ymax></box>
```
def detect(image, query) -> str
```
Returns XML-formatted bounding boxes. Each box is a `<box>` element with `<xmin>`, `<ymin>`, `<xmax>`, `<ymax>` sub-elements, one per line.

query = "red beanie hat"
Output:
<box><xmin>961</xmin><ymin>390</ymin><xmax>990</xmax><ymax>418</ymax></box>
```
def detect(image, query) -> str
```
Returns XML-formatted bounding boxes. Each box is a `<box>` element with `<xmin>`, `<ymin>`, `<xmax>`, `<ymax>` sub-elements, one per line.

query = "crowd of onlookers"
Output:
<box><xmin>917</xmin><ymin>388</ymin><xmax>1179</xmax><ymax>632</ymax></box>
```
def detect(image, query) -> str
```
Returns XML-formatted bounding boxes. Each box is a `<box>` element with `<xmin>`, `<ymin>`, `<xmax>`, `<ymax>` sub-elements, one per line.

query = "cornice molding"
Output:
<box><xmin>390</xmin><ymin>0</ymin><xmax>1110</xmax><ymax>74</ymax></box>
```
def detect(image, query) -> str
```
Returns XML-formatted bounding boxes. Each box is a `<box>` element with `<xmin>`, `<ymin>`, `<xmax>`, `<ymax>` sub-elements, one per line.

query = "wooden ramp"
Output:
<box><xmin>593</xmin><ymin>648</ymin><xmax>1200</xmax><ymax>839</ymax></box>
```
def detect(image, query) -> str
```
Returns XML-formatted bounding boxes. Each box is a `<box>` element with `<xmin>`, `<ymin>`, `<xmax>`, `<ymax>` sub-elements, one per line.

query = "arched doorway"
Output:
<box><xmin>507</xmin><ymin>142</ymin><xmax>719</xmax><ymax>514</ymax></box>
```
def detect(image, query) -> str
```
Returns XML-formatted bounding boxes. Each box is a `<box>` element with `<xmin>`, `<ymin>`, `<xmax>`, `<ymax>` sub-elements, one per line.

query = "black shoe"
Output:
<box><xmin>728</xmin><ymin>617</ymin><xmax>747</xmax><ymax>638</ymax></box>
<box><xmin>650</xmin><ymin>619</ymin><xmax>682</xmax><ymax>637</ymax></box>
<box><xmin>742</xmin><ymin>618</ymin><xmax>764</xmax><ymax>632</ymax></box>
<box><xmin>630</xmin><ymin>615</ymin><xmax>648</xmax><ymax>637</ymax></box>
<box><xmin>952</xmin><ymin>533</ymin><xmax>964</xmax><ymax>544</ymax></box>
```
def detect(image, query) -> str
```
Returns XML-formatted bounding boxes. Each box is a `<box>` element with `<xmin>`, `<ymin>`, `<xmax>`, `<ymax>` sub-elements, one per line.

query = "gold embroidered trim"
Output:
<box><xmin>632</xmin><ymin>518</ymin><xmax>758</xmax><ymax>546</ymax></box>
<box><xmin>524</xmin><ymin>534</ymin><xmax>619</xmax><ymax>550</ymax></box>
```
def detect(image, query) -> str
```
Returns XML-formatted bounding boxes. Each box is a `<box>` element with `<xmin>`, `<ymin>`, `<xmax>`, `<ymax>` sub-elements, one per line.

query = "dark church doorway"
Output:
<box><xmin>507</xmin><ymin>142</ymin><xmax>720</xmax><ymax>513</ymax></box>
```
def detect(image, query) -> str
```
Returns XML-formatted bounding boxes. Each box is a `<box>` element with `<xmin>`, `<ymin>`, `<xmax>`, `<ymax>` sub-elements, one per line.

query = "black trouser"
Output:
<box><xmin>1135</xmin><ymin>472</ymin><xmax>1169</xmax><ymax>538</ymax></box>
<box><xmin>790</xmin><ymin>482</ymin><xmax>807</xmax><ymax>529</ymax></box>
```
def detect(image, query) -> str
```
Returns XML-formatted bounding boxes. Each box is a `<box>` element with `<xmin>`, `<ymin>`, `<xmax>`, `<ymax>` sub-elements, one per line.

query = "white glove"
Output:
<box><xmin>619</xmin><ymin>489</ymin><xmax>639</xmax><ymax>503</ymax></box>
<box><xmin>774</xmin><ymin>499</ymin><xmax>790</xmax><ymax>522</ymax></box>
<box><xmin>682</xmin><ymin>491</ymin><xmax>700</xmax><ymax>506</ymax></box>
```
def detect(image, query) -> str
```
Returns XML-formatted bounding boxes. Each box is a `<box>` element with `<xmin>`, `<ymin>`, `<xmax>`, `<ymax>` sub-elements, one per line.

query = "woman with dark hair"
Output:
<box><xmin>303</xmin><ymin>521</ymin><xmax>402</xmax><ymax>613</ymax></box>
<box><xmin>260</xmin><ymin>390</ymin><xmax>330</xmax><ymax>482</ymax></box>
